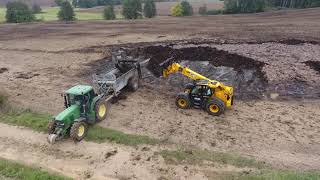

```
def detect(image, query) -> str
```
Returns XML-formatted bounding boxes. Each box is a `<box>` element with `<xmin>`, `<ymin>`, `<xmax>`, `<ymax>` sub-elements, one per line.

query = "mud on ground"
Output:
<box><xmin>91</xmin><ymin>40</ymin><xmax>320</xmax><ymax>171</ymax></box>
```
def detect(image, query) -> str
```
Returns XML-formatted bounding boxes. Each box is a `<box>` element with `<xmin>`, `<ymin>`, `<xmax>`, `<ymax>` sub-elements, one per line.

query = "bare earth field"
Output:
<box><xmin>0</xmin><ymin>8</ymin><xmax>320</xmax><ymax>179</ymax></box>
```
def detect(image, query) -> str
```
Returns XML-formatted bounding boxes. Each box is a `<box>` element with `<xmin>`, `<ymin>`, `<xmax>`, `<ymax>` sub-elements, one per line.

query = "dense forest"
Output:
<box><xmin>224</xmin><ymin>0</ymin><xmax>320</xmax><ymax>13</ymax></box>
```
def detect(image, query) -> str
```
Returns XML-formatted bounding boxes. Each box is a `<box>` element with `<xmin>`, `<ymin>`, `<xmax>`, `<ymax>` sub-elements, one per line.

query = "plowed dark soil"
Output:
<box><xmin>305</xmin><ymin>61</ymin><xmax>320</xmax><ymax>74</ymax></box>
<box><xmin>133</xmin><ymin>46</ymin><xmax>266</xmax><ymax>78</ymax></box>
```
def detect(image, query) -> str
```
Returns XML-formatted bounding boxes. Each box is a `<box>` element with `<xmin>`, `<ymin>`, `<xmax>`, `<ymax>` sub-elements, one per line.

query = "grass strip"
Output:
<box><xmin>0</xmin><ymin>110</ymin><xmax>159</xmax><ymax>146</ymax></box>
<box><xmin>224</xmin><ymin>170</ymin><xmax>320</xmax><ymax>180</ymax></box>
<box><xmin>158</xmin><ymin>149</ymin><xmax>267</xmax><ymax>169</ymax></box>
<box><xmin>86</xmin><ymin>125</ymin><xmax>159</xmax><ymax>145</ymax></box>
<box><xmin>0</xmin><ymin>158</ymin><xmax>71</xmax><ymax>180</ymax></box>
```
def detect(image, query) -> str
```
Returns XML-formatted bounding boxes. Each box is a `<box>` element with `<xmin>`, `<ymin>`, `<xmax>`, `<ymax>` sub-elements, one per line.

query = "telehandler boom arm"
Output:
<box><xmin>162</xmin><ymin>62</ymin><xmax>225</xmax><ymax>90</ymax></box>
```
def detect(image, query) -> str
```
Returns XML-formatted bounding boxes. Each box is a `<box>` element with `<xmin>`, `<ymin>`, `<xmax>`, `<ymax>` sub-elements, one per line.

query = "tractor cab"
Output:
<box><xmin>64</xmin><ymin>85</ymin><xmax>95</xmax><ymax>114</ymax></box>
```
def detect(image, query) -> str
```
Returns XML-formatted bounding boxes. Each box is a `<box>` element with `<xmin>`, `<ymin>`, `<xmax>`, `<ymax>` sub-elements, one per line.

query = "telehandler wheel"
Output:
<box><xmin>176</xmin><ymin>93</ymin><xmax>191</xmax><ymax>109</ymax></box>
<box><xmin>70</xmin><ymin>121</ymin><xmax>88</xmax><ymax>142</ymax></box>
<box><xmin>95</xmin><ymin>99</ymin><xmax>108</xmax><ymax>122</ymax></box>
<box><xmin>206</xmin><ymin>98</ymin><xmax>225</xmax><ymax>116</ymax></box>
<box><xmin>47</xmin><ymin>120</ymin><xmax>56</xmax><ymax>134</ymax></box>
<box><xmin>128</xmin><ymin>75</ymin><xmax>139</xmax><ymax>92</ymax></box>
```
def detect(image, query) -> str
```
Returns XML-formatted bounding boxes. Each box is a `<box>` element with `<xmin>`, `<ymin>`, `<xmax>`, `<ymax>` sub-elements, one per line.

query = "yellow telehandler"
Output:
<box><xmin>161</xmin><ymin>59</ymin><xmax>234</xmax><ymax>116</ymax></box>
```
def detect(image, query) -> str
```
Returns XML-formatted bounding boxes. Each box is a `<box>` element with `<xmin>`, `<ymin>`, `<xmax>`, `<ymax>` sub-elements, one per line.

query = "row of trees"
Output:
<box><xmin>5</xmin><ymin>2</ymin><xmax>41</xmax><ymax>23</ymax></box>
<box><xmin>6</xmin><ymin>0</ymin><xmax>320</xmax><ymax>23</ymax></box>
<box><xmin>266</xmin><ymin>0</ymin><xmax>320</xmax><ymax>8</ymax></box>
<box><xmin>5</xmin><ymin>1</ymin><xmax>75</xmax><ymax>22</ymax></box>
<box><xmin>71</xmin><ymin>0</ymin><xmax>122</xmax><ymax>8</ymax></box>
<box><xmin>224</xmin><ymin>0</ymin><xmax>320</xmax><ymax>13</ymax></box>
<box><xmin>5</xmin><ymin>0</ymin><xmax>157</xmax><ymax>23</ymax></box>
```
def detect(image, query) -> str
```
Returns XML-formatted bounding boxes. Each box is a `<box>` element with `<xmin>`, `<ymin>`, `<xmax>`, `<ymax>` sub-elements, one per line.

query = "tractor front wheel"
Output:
<box><xmin>175</xmin><ymin>93</ymin><xmax>191</xmax><ymax>109</ymax></box>
<box><xmin>70</xmin><ymin>121</ymin><xmax>88</xmax><ymax>142</ymax></box>
<box><xmin>95</xmin><ymin>99</ymin><xmax>108</xmax><ymax>122</ymax></box>
<box><xmin>206</xmin><ymin>98</ymin><xmax>225</xmax><ymax>116</ymax></box>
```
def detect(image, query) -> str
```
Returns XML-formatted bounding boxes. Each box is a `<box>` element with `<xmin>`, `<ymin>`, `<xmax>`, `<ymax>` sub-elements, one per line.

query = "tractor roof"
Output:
<box><xmin>66</xmin><ymin>85</ymin><xmax>93</xmax><ymax>95</ymax></box>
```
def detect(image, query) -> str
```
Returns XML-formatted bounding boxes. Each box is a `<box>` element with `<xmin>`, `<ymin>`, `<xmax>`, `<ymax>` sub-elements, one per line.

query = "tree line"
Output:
<box><xmin>5</xmin><ymin>0</ymin><xmax>158</xmax><ymax>23</ymax></box>
<box><xmin>5</xmin><ymin>0</ymin><xmax>320</xmax><ymax>23</ymax></box>
<box><xmin>267</xmin><ymin>0</ymin><xmax>320</xmax><ymax>8</ymax></box>
<box><xmin>224</xmin><ymin>0</ymin><xmax>320</xmax><ymax>13</ymax></box>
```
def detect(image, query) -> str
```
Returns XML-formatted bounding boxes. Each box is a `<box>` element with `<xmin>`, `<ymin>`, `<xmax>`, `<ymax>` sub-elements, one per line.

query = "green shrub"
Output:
<box><xmin>198</xmin><ymin>4</ymin><xmax>207</xmax><ymax>15</ymax></box>
<box><xmin>122</xmin><ymin>0</ymin><xmax>142</xmax><ymax>19</ymax></box>
<box><xmin>5</xmin><ymin>1</ymin><xmax>35</xmax><ymax>23</ymax></box>
<box><xmin>206</xmin><ymin>9</ymin><xmax>223</xmax><ymax>15</ymax></box>
<box><xmin>171</xmin><ymin>3</ymin><xmax>183</xmax><ymax>16</ymax></box>
<box><xmin>181</xmin><ymin>1</ymin><xmax>193</xmax><ymax>16</ymax></box>
<box><xmin>0</xmin><ymin>93</ymin><xmax>7</xmax><ymax>108</ymax></box>
<box><xmin>58</xmin><ymin>1</ymin><xmax>75</xmax><ymax>21</ymax></box>
<box><xmin>144</xmin><ymin>0</ymin><xmax>156</xmax><ymax>18</ymax></box>
<box><xmin>103</xmin><ymin>5</ymin><xmax>116</xmax><ymax>20</ymax></box>
<box><xmin>171</xmin><ymin>1</ymin><xmax>193</xmax><ymax>17</ymax></box>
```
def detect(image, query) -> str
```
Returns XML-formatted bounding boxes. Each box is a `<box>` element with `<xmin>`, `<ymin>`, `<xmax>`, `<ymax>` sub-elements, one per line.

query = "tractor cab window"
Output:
<box><xmin>68</xmin><ymin>94</ymin><xmax>84</xmax><ymax>105</ymax></box>
<box><xmin>89</xmin><ymin>90</ymin><xmax>95</xmax><ymax>99</ymax></box>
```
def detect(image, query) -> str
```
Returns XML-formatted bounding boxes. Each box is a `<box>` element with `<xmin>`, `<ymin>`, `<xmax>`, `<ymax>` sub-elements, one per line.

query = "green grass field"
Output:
<box><xmin>0</xmin><ymin>158</ymin><xmax>70</xmax><ymax>180</ymax></box>
<box><xmin>0</xmin><ymin>8</ymin><xmax>5</xmax><ymax>23</ymax></box>
<box><xmin>36</xmin><ymin>7</ymin><xmax>104</xmax><ymax>21</ymax></box>
<box><xmin>0</xmin><ymin>7</ymin><xmax>112</xmax><ymax>23</ymax></box>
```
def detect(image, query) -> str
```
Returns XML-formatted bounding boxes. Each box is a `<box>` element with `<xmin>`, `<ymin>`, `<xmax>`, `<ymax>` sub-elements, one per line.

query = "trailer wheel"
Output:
<box><xmin>128</xmin><ymin>74</ymin><xmax>139</xmax><ymax>92</ymax></box>
<box><xmin>95</xmin><ymin>99</ymin><xmax>108</xmax><ymax>122</ymax></box>
<box><xmin>47</xmin><ymin>120</ymin><xmax>56</xmax><ymax>134</ymax></box>
<box><xmin>70</xmin><ymin>121</ymin><xmax>88</xmax><ymax>142</ymax></box>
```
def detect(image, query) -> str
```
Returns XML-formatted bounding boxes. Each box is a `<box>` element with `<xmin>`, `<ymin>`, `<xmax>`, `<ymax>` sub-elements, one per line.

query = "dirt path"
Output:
<box><xmin>0</xmin><ymin>123</ymin><xmax>226</xmax><ymax>180</ymax></box>
<box><xmin>0</xmin><ymin>123</ymin><xmax>265</xmax><ymax>180</ymax></box>
<box><xmin>0</xmin><ymin>123</ymin><xmax>156</xmax><ymax>179</ymax></box>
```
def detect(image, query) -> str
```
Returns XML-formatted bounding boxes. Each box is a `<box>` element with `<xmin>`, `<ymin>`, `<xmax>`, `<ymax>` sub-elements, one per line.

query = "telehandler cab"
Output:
<box><xmin>160</xmin><ymin>58</ymin><xmax>234</xmax><ymax>116</ymax></box>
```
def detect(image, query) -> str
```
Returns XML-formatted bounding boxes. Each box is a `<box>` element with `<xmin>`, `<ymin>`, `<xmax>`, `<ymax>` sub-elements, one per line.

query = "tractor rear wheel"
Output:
<box><xmin>175</xmin><ymin>93</ymin><xmax>191</xmax><ymax>109</ymax></box>
<box><xmin>70</xmin><ymin>121</ymin><xmax>88</xmax><ymax>142</ymax></box>
<box><xmin>47</xmin><ymin>120</ymin><xmax>56</xmax><ymax>134</ymax></box>
<box><xmin>95</xmin><ymin>99</ymin><xmax>108</xmax><ymax>122</ymax></box>
<box><xmin>206</xmin><ymin>98</ymin><xmax>225</xmax><ymax>116</ymax></box>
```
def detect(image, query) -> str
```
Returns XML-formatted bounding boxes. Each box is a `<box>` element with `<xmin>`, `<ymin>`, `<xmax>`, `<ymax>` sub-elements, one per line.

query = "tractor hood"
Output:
<box><xmin>55</xmin><ymin>104</ymin><xmax>80</xmax><ymax>121</ymax></box>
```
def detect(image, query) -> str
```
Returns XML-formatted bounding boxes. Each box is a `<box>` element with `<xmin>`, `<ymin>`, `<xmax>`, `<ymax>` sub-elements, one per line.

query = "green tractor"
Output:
<box><xmin>47</xmin><ymin>85</ymin><xmax>108</xmax><ymax>144</ymax></box>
